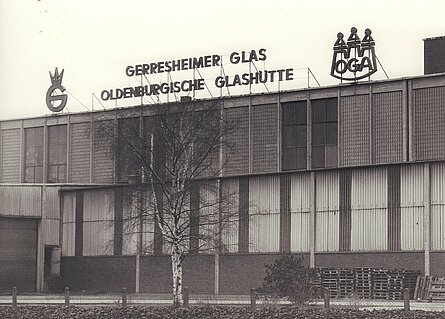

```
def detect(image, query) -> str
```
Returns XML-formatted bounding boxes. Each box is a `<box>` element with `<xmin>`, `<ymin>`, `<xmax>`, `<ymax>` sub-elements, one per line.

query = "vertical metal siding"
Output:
<box><xmin>0</xmin><ymin>186</ymin><xmax>42</xmax><ymax>217</ymax></box>
<box><xmin>431</xmin><ymin>162</ymin><xmax>445</xmax><ymax>205</ymax></box>
<box><xmin>316</xmin><ymin>171</ymin><xmax>339</xmax><ymax>211</ymax></box>
<box><xmin>316</xmin><ymin>210</ymin><xmax>339</xmax><ymax>251</ymax></box>
<box><xmin>340</xmin><ymin>95</ymin><xmax>370</xmax><ymax>166</ymax></box>
<box><xmin>221</xmin><ymin>178</ymin><xmax>239</xmax><ymax>253</ymax></box>
<box><xmin>42</xmin><ymin>219</ymin><xmax>60</xmax><ymax>246</ymax></box>
<box><xmin>413</xmin><ymin>86</ymin><xmax>445</xmax><ymax>161</ymax></box>
<box><xmin>351</xmin><ymin>167</ymin><xmax>387</xmax><ymax>209</ymax></box>
<box><xmin>290</xmin><ymin>173</ymin><xmax>310</xmax><ymax>252</ymax></box>
<box><xmin>400</xmin><ymin>207</ymin><xmax>424</xmax><ymax>250</ymax></box>
<box><xmin>70</xmin><ymin>122</ymin><xmax>91</xmax><ymax>183</ymax></box>
<box><xmin>401</xmin><ymin>164</ymin><xmax>424</xmax><ymax>206</ymax></box>
<box><xmin>82</xmin><ymin>189</ymin><xmax>114</xmax><ymax>255</ymax></box>
<box><xmin>62</xmin><ymin>192</ymin><xmax>76</xmax><ymax>256</ymax></box>
<box><xmin>252</xmin><ymin>104</ymin><xmax>278</xmax><ymax>173</ymax></box>
<box><xmin>372</xmin><ymin>92</ymin><xmax>404</xmax><ymax>164</ymax></box>
<box><xmin>43</xmin><ymin>186</ymin><xmax>60</xmax><ymax>219</ymax></box>
<box><xmin>199</xmin><ymin>182</ymin><xmax>219</xmax><ymax>252</ymax></box>
<box><xmin>431</xmin><ymin>205</ymin><xmax>445</xmax><ymax>250</ymax></box>
<box><xmin>249</xmin><ymin>175</ymin><xmax>280</xmax><ymax>252</ymax></box>
<box><xmin>93</xmin><ymin>121</ymin><xmax>114</xmax><ymax>183</ymax></box>
<box><xmin>122</xmin><ymin>190</ymin><xmax>138</xmax><ymax>255</ymax></box>
<box><xmin>1</xmin><ymin>129</ymin><xmax>21</xmax><ymax>183</ymax></box>
<box><xmin>223</xmin><ymin>107</ymin><xmax>249</xmax><ymax>176</ymax></box>
<box><xmin>351</xmin><ymin>208</ymin><xmax>388</xmax><ymax>251</ymax></box>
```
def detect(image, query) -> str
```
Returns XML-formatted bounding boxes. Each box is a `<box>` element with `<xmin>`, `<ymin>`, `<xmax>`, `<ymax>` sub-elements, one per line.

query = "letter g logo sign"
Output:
<box><xmin>46</xmin><ymin>68</ymin><xmax>68</xmax><ymax>112</ymax></box>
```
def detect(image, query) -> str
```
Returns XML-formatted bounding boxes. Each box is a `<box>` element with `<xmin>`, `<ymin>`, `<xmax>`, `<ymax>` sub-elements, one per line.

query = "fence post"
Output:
<box><xmin>12</xmin><ymin>287</ymin><xmax>17</xmax><ymax>307</ymax></box>
<box><xmin>122</xmin><ymin>288</ymin><xmax>127</xmax><ymax>308</ymax></box>
<box><xmin>250</xmin><ymin>288</ymin><xmax>257</xmax><ymax>312</ymax></box>
<box><xmin>183</xmin><ymin>286</ymin><xmax>189</xmax><ymax>308</ymax></box>
<box><xmin>64</xmin><ymin>287</ymin><xmax>70</xmax><ymax>306</ymax></box>
<box><xmin>324</xmin><ymin>289</ymin><xmax>330</xmax><ymax>309</ymax></box>
<box><xmin>404</xmin><ymin>288</ymin><xmax>410</xmax><ymax>312</ymax></box>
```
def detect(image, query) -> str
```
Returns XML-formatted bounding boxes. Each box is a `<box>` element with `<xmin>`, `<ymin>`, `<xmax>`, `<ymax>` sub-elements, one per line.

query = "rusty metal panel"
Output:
<box><xmin>93</xmin><ymin>121</ymin><xmax>114</xmax><ymax>183</ymax></box>
<box><xmin>249</xmin><ymin>175</ymin><xmax>280</xmax><ymax>252</ymax></box>
<box><xmin>252</xmin><ymin>104</ymin><xmax>278</xmax><ymax>173</ymax></box>
<box><xmin>316</xmin><ymin>171</ymin><xmax>339</xmax><ymax>211</ymax></box>
<box><xmin>431</xmin><ymin>205</ymin><xmax>445</xmax><ymax>251</ymax></box>
<box><xmin>351</xmin><ymin>167</ymin><xmax>387</xmax><ymax>209</ymax></box>
<box><xmin>372</xmin><ymin>91</ymin><xmax>404</xmax><ymax>164</ymax></box>
<box><xmin>431</xmin><ymin>162</ymin><xmax>445</xmax><ymax>205</ymax></box>
<box><xmin>351</xmin><ymin>208</ymin><xmax>388</xmax><ymax>251</ymax></box>
<box><xmin>290</xmin><ymin>211</ymin><xmax>309</xmax><ymax>252</ymax></box>
<box><xmin>316</xmin><ymin>210</ymin><xmax>339</xmax><ymax>252</ymax></box>
<box><xmin>0</xmin><ymin>186</ymin><xmax>42</xmax><ymax>217</ymax></box>
<box><xmin>70</xmin><ymin>122</ymin><xmax>91</xmax><ymax>183</ymax></box>
<box><xmin>1</xmin><ymin>129</ymin><xmax>21</xmax><ymax>183</ymax></box>
<box><xmin>290</xmin><ymin>172</ymin><xmax>310</xmax><ymax>213</ymax></box>
<box><xmin>413</xmin><ymin>86</ymin><xmax>445</xmax><ymax>161</ymax></box>
<box><xmin>400</xmin><ymin>207</ymin><xmax>424</xmax><ymax>250</ymax></box>
<box><xmin>83</xmin><ymin>189</ymin><xmax>114</xmax><ymax>255</ymax></box>
<box><xmin>41</xmin><ymin>219</ymin><xmax>60</xmax><ymax>246</ymax></box>
<box><xmin>221</xmin><ymin>178</ymin><xmax>239</xmax><ymax>253</ymax></box>
<box><xmin>223</xmin><ymin>107</ymin><xmax>249</xmax><ymax>176</ymax></box>
<box><xmin>340</xmin><ymin>95</ymin><xmax>370</xmax><ymax>166</ymax></box>
<box><xmin>401</xmin><ymin>164</ymin><xmax>424</xmax><ymax>207</ymax></box>
<box><xmin>43</xmin><ymin>186</ymin><xmax>60</xmax><ymax>219</ymax></box>
<box><xmin>62</xmin><ymin>192</ymin><xmax>76</xmax><ymax>256</ymax></box>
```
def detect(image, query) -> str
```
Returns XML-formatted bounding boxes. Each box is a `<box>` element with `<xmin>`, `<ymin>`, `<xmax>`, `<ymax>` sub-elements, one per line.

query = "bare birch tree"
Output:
<box><xmin>101</xmin><ymin>100</ymin><xmax>237</xmax><ymax>306</ymax></box>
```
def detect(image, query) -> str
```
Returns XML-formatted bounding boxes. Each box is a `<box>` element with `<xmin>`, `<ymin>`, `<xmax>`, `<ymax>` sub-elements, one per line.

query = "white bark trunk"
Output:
<box><xmin>172</xmin><ymin>243</ymin><xmax>183</xmax><ymax>307</ymax></box>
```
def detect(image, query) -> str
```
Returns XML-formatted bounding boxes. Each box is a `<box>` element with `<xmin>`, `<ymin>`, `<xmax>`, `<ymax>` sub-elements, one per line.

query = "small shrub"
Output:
<box><xmin>258</xmin><ymin>254</ymin><xmax>321</xmax><ymax>304</ymax></box>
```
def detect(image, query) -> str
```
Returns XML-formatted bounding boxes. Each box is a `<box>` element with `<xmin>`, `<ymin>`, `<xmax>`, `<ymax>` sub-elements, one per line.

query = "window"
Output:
<box><xmin>311</xmin><ymin>98</ymin><xmax>338</xmax><ymax>168</ymax></box>
<box><xmin>282</xmin><ymin>101</ymin><xmax>307</xmax><ymax>170</ymax></box>
<box><xmin>48</xmin><ymin>125</ymin><xmax>67</xmax><ymax>183</ymax></box>
<box><xmin>24</xmin><ymin>127</ymin><xmax>44</xmax><ymax>183</ymax></box>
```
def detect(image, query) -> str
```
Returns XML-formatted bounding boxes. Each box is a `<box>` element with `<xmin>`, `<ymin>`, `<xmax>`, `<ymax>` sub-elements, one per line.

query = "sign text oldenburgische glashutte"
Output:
<box><xmin>100</xmin><ymin>49</ymin><xmax>294</xmax><ymax>101</ymax></box>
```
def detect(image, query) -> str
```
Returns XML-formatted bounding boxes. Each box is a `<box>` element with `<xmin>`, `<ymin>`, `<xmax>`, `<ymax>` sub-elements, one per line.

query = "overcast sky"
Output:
<box><xmin>1</xmin><ymin>0</ymin><xmax>444</xmax><ymax>120</ymax></box>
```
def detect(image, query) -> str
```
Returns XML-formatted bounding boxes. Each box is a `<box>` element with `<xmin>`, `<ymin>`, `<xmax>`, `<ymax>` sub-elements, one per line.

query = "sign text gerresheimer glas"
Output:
<box><xmin>100</xmin><ymin>49</ymin><xmax>294</xmax><ymax>101</ymax></box>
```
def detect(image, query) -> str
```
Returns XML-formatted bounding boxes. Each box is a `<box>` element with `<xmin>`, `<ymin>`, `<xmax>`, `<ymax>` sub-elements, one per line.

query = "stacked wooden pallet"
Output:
<box><xmin>386</xmin><ymin>270</ymin><xmax>405</xmax><ymax>300</ymax></box>
<box><xmin>415</xmin><ymin>276</ymin><xmax>445</xmax><ymax>300</ymax></box>
<box><xmin>372</xmin><ymin>269</ymin><xmax>389</xmax><ymax>299</ymax></box>
<box><xmin>354</xmin><ymin>268</ymin><xmax>373</xmax><ymax>298</ymax></box>
<box><xmin>338</xmin><ymin>268</ymin><xmax>355</xmax><ymax>298</ymax></box>
<box><xmin>321</xmin><ymin>268</ymin><xmax>339</xmax><ymax>298</ymax></box>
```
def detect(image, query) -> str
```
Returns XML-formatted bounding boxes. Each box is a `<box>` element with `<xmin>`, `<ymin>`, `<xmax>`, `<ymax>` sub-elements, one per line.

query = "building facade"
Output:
<box><xmin>1</xmin><ymin>68</ymin><xmax>445</xmax><ymax>294</ymax></box>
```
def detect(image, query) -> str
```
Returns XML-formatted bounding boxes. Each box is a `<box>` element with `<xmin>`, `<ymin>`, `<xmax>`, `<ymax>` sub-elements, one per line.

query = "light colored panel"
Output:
<box><xmin>1</xmin><ymin>129</ymin><xmax>21</xmax><ymax>183</ymax></box>
<box><xmin>249</xmin><ymin>213</ymin><xmax>280</xmax><ymax>252</ymax></box>
<box><xmin>316</xmin><ymin>210</ymin><xmax>339</xmax><ymax>252</ymax></box>
<box><xmin>431</xmin><ymin>162</ymin><xmax>445</xmax><ymax>205</ymax></box>
<box><xmin>43</xmin><ymin>186</ymin><xmax>60</xmax><ymax>219</ymax></box>
<box><xmin>401</xmin><ymin>207</ymin><xmax>424</xmax><ymax>250</ymax></box>
<box><xmin>290</xmin><ymin>173</ymin><xmax>310</xmax><ymax>213</ymax></box>
<box><xmin>221</xmin><ymin>178</ymin><xmax>239</xmax><ymax>253</ymax></box>
<box><xmin>290</xmin><ymin>211</ymin><xmax>309</xmax><ymax>252</ymax></box>
<box><xmin>0</xmin><ymin>186</ymin><xmax>42</xmax><ymax>217</ymax></box>
<box><xmin>62</xmin><ymin>192</ymin><xmax>76</xmax><ymax>256</ymax></box>
<box><xmin>351</xmin><ymin>208</ymin><xmax>388</xmax><ymax>251</ymax></box>
<box><xmin>316</xmin><ymin>171</ymin><xmax>339</xmax><ymax>211</ymax></box>
<box><xmin>249</xmin><ymin>175</ymin><xmax>280</xmax><ymax>214</ymax></box>
<box><xmin>401</xmin><ymin>164</ymin><xmax>424</xmax><ymax>207</ymax></box>
<box><xmin>42</xmin><ymin>219</ymin><xmax>60</xmax><ymax>246</ymax></box>
<box><xmin>432</xmin><ymin>205</ymin><xmax>445</xmax><ymax>251</ymax></box>
<box><xmin>351</xmin><ymin>167</ymin><xmax>387</xmax><ymax>209</ymax></box>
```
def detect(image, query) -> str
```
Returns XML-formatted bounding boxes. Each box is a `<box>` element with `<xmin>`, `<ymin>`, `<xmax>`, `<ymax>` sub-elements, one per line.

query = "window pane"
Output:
<box><xmin>282</xmin><ymin>103</ymin><xmax>295</xmax><ymax>126</ymax></box>
<box><xmin>326</xmin><ymin>100</ymin><xmax>338</xmax><ymax>122</ymax></box>
<box><xmin>58</xmin><ymin>165</ymin><xmax>67</xmax><ymax>183</ymax></box>
<box><xmin>25</xmin><ymin>167</ymin><xmax>34</xmax><ymax>183</ymax></box>
<box><xmin>48</xmin><ymin>165</ymin><xmax>58</xmax><ymax>183</ymax></box>
<box><xmin>35</xmin><ymin>128</ymin><xmax>44</xmax><ymax>146</ymax></box>
<box><xmin>34</xmin><ymin>166</ymin><xmax>43</xmax><ymax>183</ymax></box>
<box><xmin>312</xmin><ymin>123</ymin><xmax>326</xmax><ymax>145</ymax></box>
<box><xmin>312</xmin><ymin>146</ymin><xmax>325</xmax><ymax>168</ymax></box>
<box><xmin>326</xmin><ymin>145</ymin><xmax>338</xmax><ymax>167</ymax></box>
<box><xmin>312</xmin><ymin>100</ymin><xmax>326</xmax><ymax>123</ymax></box>
<box><xmin>326</xmin><ymin>122</ymin><xmax>338</xmax><ymax>145</ymax></box>
<box><xmin>59</xmin><ymin>126</ymin><xmax>67</xmax><ymax>144</ymax></box>
<box><xmin>49</xmin><ymin>145</ymin><xmax>59</xmax><ymax>165</ymax></box>
<box><xmin>48</xmin><ymin>126</ymin><xmax>59</xmax><ymax>145</ymax></box>
<box><xmin>59</xmin><ymin>143</ymin><xmax>67</xmax><ymax>163</ymax></box>
<box><xmin>295</xmin><ymin>102</ymin><xmax>307</xmax><ymax>125</ymax></box>
<box><xmin>282</xmin><ymin>147</ymin><xmax>296</xmax><ymax>171</ymax></box>
<box><xmin>295</xmin><ymin>125</ymin><xmax>307</xmax><ymax>146</ymax></box>
<box><xmin>26</xmin><ymin>148</ymin><xmax>36</xmax><ymax>166</ymax></box>
<box><xmin>295</xmin><ymin>147</ymin><xmax>307</xmax><ymax>169</ymax></box>
<box><xmin>25</xmin><ymin>129</ymin><xmax>36</xmax><ymax>147</ymax></box>
<box><xmin>35</xmin><ymin>146</ymin><xmax>44</xmax><ymax>165</ymax></box>
<box><xmin>282</xmin><ymin>126</ymin><xmax>297</xmax><ymax>147</ymax></box>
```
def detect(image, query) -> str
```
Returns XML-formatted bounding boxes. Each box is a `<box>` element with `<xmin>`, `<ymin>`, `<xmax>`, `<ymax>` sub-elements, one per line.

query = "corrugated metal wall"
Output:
<box><xmin>340</xmin><ymin>95</ymin><xmax>370</xmax><ymax>166</ymax></box>
<box><xmin>93</xmin><ymin>121</ymin><xmax>114</xmax><ymax>183</ymax></box>
<box><xmin>199</xmin><ymin>181</ymin><xmax>219</xmax><ymax>252</ymax></box>
<box><xmin>431</xmin><ymin>162</ymin><xmax>445</xmax><ymax>250</ymax></box>
<box><xmin>316</xmin><ymin>171</ymin><xmax>339</xmax><ymax>252</ymax></box>
<box><xmin>82</xmin><ymin>189</ymin><xmax>114</xmax><ymax>255</ymax></box>
<box><xmin>372</xmin><ymin>92</ymin><xmax>404</xmax><ymax>164</ymax></box>
<box><xmin>290</xmin><ymin>173</ymin><xmax>310</xmax><ymax>252</ymax></box>
<box><xmin>41</xmin><ymin>186</ymin><xmax>60</xmax><ymax>246</ymax></box>
<box><xmin>249</xmin><ymin>175</ymin><xmax>280</xmax><ymax>252</ymax></box>
<box><xmin>252</xmin><ymin>104</ymin><xmax>278</xmax><ymax>173</ymax></box>
<box><xmin>221</xmin><ymin>178</ymin><xmax>239</xmax><ymax>253</ymax></box>
<box><xmin>223</xmin><ymin>107</ymin><xmax>249</xmax><ymax>176</ymax></box>
<box><xmin>122</xmin><ymin>190</ymin><xmax>138</xmax><ymax>255</ymax></box>
<box><xmin>0</xmin><ymin>186</ymin><xmax>41</xmax><ymax>217</ymax></box>
<box><xmin>1</xmin><ymin>129</ymin><xmax>21</xmax><ymax>183</ymax></box>
<box><xmin>413</xmin><ymin>86</ymin><xmax>445</xmax><ymax>161</ymax></box>
<box><xmin>62</xmin><ymin>192</ymin><xmax>76</xmax><ymax>256</ymax></box>
<box><xmin>351</xmin><ymin>167</ymin><xmax>387</xmax><ymax>250</ymax></box>
<box><xmin>400</xmin><ymin>164</ymin><xmax>424</xmax><ymax>250</ymax></box>
<box><xmin>70</xmin><ymin>122</ymin><xmax>91</xmax><ymax>183</ymax></box>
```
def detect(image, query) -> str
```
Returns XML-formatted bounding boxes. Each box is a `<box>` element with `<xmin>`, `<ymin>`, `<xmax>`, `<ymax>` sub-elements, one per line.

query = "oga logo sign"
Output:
<box><xmin>331</xmin><ymin>27</ymin><xmax>378</xmax><ymax>81</ymax></box>
<box><xmin>46</xmin><ymin>68</ymin><xmax>68</xmax><ymax>112</ymax></box>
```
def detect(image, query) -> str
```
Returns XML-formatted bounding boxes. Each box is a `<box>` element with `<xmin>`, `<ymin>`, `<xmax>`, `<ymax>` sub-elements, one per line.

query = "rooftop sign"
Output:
<box><xmin>46</xmin><ymin>68</ymin><xmax>68</xmax><ymax>112</ymax></box>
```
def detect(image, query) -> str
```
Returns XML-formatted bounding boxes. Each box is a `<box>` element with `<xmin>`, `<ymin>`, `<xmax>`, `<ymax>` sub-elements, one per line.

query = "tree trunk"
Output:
<box><xmin>172</xmin><ymin>244</ymin><xmax>183</xmax><ymax>307</ymax></box>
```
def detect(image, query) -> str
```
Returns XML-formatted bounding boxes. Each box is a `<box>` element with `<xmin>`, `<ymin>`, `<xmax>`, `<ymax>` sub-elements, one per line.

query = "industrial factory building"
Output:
<box><xmin>0</xmin><ymin>37</ymin><xmax>444</xmax><ymax>294</ymax></box>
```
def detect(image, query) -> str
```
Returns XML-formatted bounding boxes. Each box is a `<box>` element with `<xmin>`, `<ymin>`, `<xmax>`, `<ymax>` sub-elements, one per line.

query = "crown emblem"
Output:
<box><xmin>49</xmin><ymin>67</ymin><xmax>65</xmax><ymax>86</ymax></box>
<box><xmin>331</xmin><ymin>27</ymin><xmax>377</xmax><ymax>81</ymax></box>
